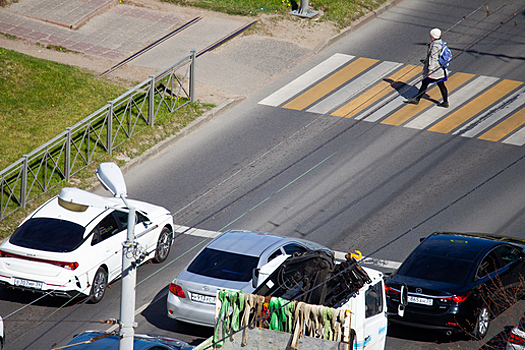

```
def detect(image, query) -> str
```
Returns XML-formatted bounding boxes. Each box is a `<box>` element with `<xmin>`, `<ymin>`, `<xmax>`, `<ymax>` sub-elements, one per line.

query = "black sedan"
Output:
<box><xmin>385</xmin><ymin>232</ymin><xmax>525</xmax><ymax>340</ymax></box>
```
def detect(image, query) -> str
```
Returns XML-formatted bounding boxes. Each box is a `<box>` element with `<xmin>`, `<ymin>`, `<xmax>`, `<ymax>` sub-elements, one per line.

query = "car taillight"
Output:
<box><xmin>50</xmin><ymin>260</ymin><xmax>79</xmax><ymax>270</ymax></box>
<box><xmin>169</xmin><ymin>283</ymin><xmax>186</xmax><ymax>298</ymax></box>
<box><xmin>439</xmin><ymin>293</ymin><xmax>469</xmax><ymax>304</ymax></box>
<box><xmin>509</xmin><ymin>332</ymin><xmax>525</xmax><ymax>345</ymax></box>
<box><xmin>385</xmin><ymin>285</ymin><xmax>400</xmax><ymax>295</ymax></box>
<box><xmin>0</xmin><ymin>250</ymin><xmax>78</xmax><ymax>270</ymax></box>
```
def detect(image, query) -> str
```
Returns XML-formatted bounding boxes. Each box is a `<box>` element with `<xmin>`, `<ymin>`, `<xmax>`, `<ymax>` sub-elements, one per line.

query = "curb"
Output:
<box><xmin>71</xmin><ymin>0</ymin><xmax>119</xmax><ymax>30</ymax></box>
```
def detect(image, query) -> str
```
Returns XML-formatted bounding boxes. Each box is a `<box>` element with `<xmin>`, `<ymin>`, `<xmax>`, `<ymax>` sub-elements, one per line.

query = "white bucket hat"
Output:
<box><xmin>430</xmin><ymin>28</ymin><xmax>442</xmax><ymax>39</ymax></box>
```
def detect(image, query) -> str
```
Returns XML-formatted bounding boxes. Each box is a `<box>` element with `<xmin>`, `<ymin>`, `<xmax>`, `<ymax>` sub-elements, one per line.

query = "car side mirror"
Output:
<box><xmin>419</xmin><ymin>237</ymin><xmax>425</xmax><ymax>242</ymax></box>
<box><xmin>252</xmin><ymin>268</ymin><xmax>260</xmax><ymax>288</ymax></box>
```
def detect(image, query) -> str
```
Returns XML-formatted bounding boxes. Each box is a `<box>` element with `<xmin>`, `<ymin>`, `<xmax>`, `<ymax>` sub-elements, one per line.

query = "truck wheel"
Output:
<box><xmin>88</xmin><ymin>267</ymin><xmax>108</xmax><ymax>304</ymax></box>
<box><xmin>152</xmin><ymin>227</ymin><xmax>172</xmax><ymax>263</ymax></box>
<box><xmin>470</xmin><ymin>305</ymin><xmax>490</xmax><ymax>340</ymax></box>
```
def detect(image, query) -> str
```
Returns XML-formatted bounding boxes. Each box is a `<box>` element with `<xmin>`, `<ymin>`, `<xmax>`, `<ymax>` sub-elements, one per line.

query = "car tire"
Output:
<box><xmin>88</xmin><ymin>267</ymin><xmax>108</xmax><ymax>304</ymax></box>
<box><xmin>470</xmin><ymin>305</ymin><xmax>490</xmax><ymax>340</ymax></box>
<box><xmin>152</xmin><ymin>227</ymin><xmax>172</xmax><ymax>263</ymax></box>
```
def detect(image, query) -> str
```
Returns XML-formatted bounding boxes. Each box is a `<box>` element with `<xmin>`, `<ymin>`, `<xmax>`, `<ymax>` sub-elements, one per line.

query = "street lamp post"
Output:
<box><xmin>118</xmin><ymin>204</ymin><xmax>136</xmax><ymax>350</ymax></box>
<box><xmin>58</xmin><ymin>162</ymin><xmax>137</xmax><ymax>350</ymax></box>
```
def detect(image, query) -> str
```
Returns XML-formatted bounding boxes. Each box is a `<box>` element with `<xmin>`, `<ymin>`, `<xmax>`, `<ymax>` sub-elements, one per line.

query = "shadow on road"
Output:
<box><xmin>0</xmin><ymin>286</ymin><xmax>88</xmax><ymax>307</ymax></box>
<box><xmin>479</xmin><ymin>326</ymin><xmax>512</xmax><ymax>350</ymax></box>
<box><xmin>387</xmin><ymin>323</ymin><xmax>464</xmax><ymax>344</ymax></box>
<box><xmin>141</xmin><ymin>286</ymin><xmax>213</xmax><ymax>346</ymax></box>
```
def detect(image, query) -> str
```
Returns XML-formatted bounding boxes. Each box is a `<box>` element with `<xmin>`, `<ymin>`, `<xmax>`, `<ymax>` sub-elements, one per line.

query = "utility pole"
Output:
<box><xmin>290</xmin><ymin>0</ymin><xmax>319</xmax><ymax>18</ymax></box>
<box><xmin>119</xmin><ymin>201</ymin><xmax>136</xmax><ymax>350</ymax></box>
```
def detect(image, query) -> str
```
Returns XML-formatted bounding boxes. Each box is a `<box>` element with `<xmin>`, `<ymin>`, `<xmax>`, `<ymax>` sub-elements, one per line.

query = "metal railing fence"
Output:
<box><xmin>0</xmin><ymin>51</ymin><xmax>196</xmax><ymax>221</ymax></box>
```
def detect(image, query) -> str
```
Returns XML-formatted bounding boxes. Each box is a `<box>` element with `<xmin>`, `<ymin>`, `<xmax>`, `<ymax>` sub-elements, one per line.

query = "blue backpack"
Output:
<box><xmin>437</xmin><ymin>42</ymin><xmax>452</xmax><ymax>68</ymax></box>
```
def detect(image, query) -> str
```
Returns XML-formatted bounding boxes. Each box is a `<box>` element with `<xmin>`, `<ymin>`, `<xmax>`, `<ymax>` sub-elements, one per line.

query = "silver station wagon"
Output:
<box><xmin>166</xmin><ymin>229</ymin><xmax>332</xmax><ymax>327</ymax></box>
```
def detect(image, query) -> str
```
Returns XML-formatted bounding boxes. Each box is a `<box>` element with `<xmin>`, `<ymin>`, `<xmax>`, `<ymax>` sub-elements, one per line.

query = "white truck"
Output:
<box><xmin>194</xmin><ymin>251</ymin><xmax>387</xmax><ymax>350</ymax></box>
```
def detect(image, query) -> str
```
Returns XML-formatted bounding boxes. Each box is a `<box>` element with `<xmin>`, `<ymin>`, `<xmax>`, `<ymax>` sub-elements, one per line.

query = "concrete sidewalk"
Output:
<box><xmin>0</xmin><ymin>0</ymin><xmax>398</xmax><ymax>103</ymax></box>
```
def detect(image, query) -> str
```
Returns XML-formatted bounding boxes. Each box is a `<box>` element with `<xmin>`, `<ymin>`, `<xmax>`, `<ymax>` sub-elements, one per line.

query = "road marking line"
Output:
<box><xmin>332</xmin><ymin>64</ymin><xmax>420</xmax><ymax>119</ymax></box>
<box><xmin>174</xmin><ymin>225</ymin><xmax>219</xmax><ymax>238</ymax></box>
<box><xmin>307</xmin><ymin>61</ymin><xmax>402</xmax><ymax>115</ymax></box>
<box><xmin>405</xmin><ymin>75</ymin><xmax>499</xmax><ymax>130</ymax></box>
<box><xmin>483</xmin><ymin>106</ymin><xmax>525</xmax><ymax>142</ymax></box>
<box><xmin>258</xmin><ymin>53</ymin><xmax>354</xmax><ymax>107</ymax></box>
<box><xmin>334</xmin><ymin>251</ymin><xmax>401</xmax><ymax>269</ymax></box>
<box><xmin>455</xmin><ymin>86</ymin><xmax>525</xmax><ymax>138</ymax></box>
<box><xmin>429</xmin><ymin>79</ymin><xmax>524</xmax><ymax>134</ymax></box>
<box><xmin>360</xmin><ymin>79</ymin><xmax>423</xmax><ymax>123</ymax></box>
<box><xmin>381</xmin><ymin>72</ymin><xmax>475</xmax><ymax>126</ymax></box>
<box><xmin>501</xmin><ymin>106</ymin><xmax>525</xmax><ymax>146</ymax></box>
<box><xmin>283</xmin><ymin>57</ymin><xmax>379</xmax><ymax>111</ymax></box>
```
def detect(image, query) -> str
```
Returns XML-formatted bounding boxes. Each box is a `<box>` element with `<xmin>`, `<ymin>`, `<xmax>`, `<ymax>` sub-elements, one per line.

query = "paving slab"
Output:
<box><xmin>0</xmin><ymin>3</ymin><xmax>187</xmax><ymax>60</ymax></box>
<box><xmin>6</xmin><ymin>0</ymin><xmax>117</xmax><ymax>29</ymax></box>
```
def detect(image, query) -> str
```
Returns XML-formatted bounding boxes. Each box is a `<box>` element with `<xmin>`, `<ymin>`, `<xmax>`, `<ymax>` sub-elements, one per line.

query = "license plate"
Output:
<box><xmin>13</xmin><ymin>278</ymin><xmax>44</xmax><ymax>290</ymax></box>
<box><xmin>191</xmin><ymin>292</ymin><xmax>216</xmax><ymax>304</ymax></box>
<box><xmin>408</xmin><ymin>296</ymin><xmax>433</xmax><ymax>306</ymax></box>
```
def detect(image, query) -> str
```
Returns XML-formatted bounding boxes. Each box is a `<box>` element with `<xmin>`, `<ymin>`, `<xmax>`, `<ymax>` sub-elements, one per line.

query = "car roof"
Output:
<box><xmin>422</xmin><ymin>232</ymin><xmax>524</xmax><ymax>261</ymax></box>
<box><xmin>206</xmin><ymin>230</ymin><xmax>297</xmax><ymax>257</ymax></box>
<box><xmin>26</xmin><ymin>195</ymin><xmax>166</xmax><ymax>228</ymax></box>
<box><xmin>65</xmin><ymin>331</ymin><xmax>191</xmax><ymax>350</ymax></box>
<box><xmin>28</xmin><ymin>196</ymin><xmax>117</xmax><ymax>227</ymax></box>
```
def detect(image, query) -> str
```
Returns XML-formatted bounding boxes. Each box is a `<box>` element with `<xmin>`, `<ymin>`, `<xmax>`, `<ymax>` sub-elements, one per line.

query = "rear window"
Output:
<box><xmin>397</xmin><ymin>252</ymin><xmax>474</xmax><ymax>284</ymax></box>
<box><xmin>10</xmin><ymin>218</ymin><xmax>85</xmax><ymax>252</ymax></box>
<box><xmin>187</xmin><ymin>248</ymin><xmax>259</xmax><ymax>282</ymax></box>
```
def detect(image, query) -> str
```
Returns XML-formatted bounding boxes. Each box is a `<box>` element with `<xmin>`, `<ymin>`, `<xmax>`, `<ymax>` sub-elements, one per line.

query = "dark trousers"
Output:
<box><xmin>415</xmin><ymin>77</ymin><xmax>448</xmax><ymax>102</ymax></box>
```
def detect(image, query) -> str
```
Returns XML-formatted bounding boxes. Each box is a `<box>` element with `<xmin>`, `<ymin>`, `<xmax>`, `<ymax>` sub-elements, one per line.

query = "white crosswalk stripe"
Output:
<box><xmin>360</xmin><ymin>89</ymin><xmax>414</xmax><ymax>122</ymax></box>
<box><xmin>306</xmin><ymin>61</ymin><xmax>402</xmax><ymax>115</ymax></box>
<box><xmin>258</xmin><ymin>53</ymin><xmax>354</xmax><ymax>107</ymax></box>
<box><xmin>503</xmin><ymin>124</ymin><xmax>525</xmax><ymax>146</ymax></box>
<box><xmin>405</xmin><ymin>75</ymin><xmax>499</xmax><ymax>130</ymax></box>
<box><xmin>454</xmin><ymin>86</ymin><xmax>525</xmax><ymax>138</ymax></box>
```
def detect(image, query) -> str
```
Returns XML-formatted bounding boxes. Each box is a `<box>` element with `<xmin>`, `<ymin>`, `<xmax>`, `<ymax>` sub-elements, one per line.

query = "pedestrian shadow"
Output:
<box><xmin>382</xmin><ymin>77</ymin><xmax>442</xmax><ymax>104</ymax></box>
<box><xmin>383</xmin><ymin>78</ymin><xmax>419</xmax><ymax>99</ymax></box>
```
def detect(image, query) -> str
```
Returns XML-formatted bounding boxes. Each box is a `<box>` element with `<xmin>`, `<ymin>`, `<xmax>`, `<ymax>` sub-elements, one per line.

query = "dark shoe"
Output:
<box><xmin>437</xmin><ymin>101</ymin><xmax>449</xmax><ymax>108</ymax></box>
<box><xmin>406</xmin><ymin>98</ymin><xmax>420</xmax><ymax>105</ymax></box>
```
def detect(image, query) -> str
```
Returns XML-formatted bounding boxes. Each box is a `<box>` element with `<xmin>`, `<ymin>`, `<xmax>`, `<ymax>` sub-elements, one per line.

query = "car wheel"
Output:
<box><xmin>470</xmin><ymin>305</ymin><xmax>490</xmax><ymax>340</ymax></box>
<box><xmin>152</xmin><ymin>227</ymin><xmax>172</xmax><ymax>263</ymax></box>
<box><xmin>89</xmin><ymin>267</ymin><xmax>108</xmax><ymax>304</ymax></box>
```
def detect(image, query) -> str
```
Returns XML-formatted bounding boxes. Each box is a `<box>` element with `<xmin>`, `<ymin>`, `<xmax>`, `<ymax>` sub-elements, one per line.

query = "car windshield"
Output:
<box><xmin>187</xmin><ymin>248</ymin><xmax>259</xmax><ymax>282</ymax></box>
<box><xmin>397</xmin><ymin>251</ymin><xmax>474</xmax><ymax>284</ymax></box>
<box><xmin>10</xmin><ymin>218</ymin><xmax>86</xmax><ymax>252</ymax></box>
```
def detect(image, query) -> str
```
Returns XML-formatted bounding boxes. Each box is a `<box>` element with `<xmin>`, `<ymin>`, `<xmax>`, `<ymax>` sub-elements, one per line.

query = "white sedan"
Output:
<box><xmin>0</xmin><ymin>194</ymin><xmax>174</xmax><ymax>303</ymax></box>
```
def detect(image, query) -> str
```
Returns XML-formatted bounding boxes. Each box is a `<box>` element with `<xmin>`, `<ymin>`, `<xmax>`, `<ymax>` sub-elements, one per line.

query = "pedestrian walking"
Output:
<box><xmin>407</xmin><ymin>28</ymin><xmax>449</xmax><ymax>107</ymax></box>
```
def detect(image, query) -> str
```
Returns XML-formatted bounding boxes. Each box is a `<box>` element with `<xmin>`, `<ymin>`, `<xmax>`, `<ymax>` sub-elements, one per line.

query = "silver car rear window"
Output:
<box><xmin>187</xmin><ymin>248</ymin><xmax>258</xmax><ymax>282</ymax></box>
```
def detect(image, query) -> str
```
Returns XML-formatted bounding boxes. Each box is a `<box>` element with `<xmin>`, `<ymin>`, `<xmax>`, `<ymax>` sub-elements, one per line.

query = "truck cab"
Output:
<box><xmin>341</xmin><ymin>267</ymin><xmax>387</xmax><ymax>350</ymax></box>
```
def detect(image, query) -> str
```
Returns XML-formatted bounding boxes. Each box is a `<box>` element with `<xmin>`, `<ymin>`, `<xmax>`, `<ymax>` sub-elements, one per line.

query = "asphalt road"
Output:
<box><xmin>1</xmin><ymin>0</ymin><xmax>525</xmax><ymax>349</ymax></box>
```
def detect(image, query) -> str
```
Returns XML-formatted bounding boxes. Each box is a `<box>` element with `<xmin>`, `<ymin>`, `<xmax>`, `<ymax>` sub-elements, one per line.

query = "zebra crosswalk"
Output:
<box><xmin>259</xmin><ymin>53</ymin><xmax>525</xmax><ymax>146</ymax></box>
